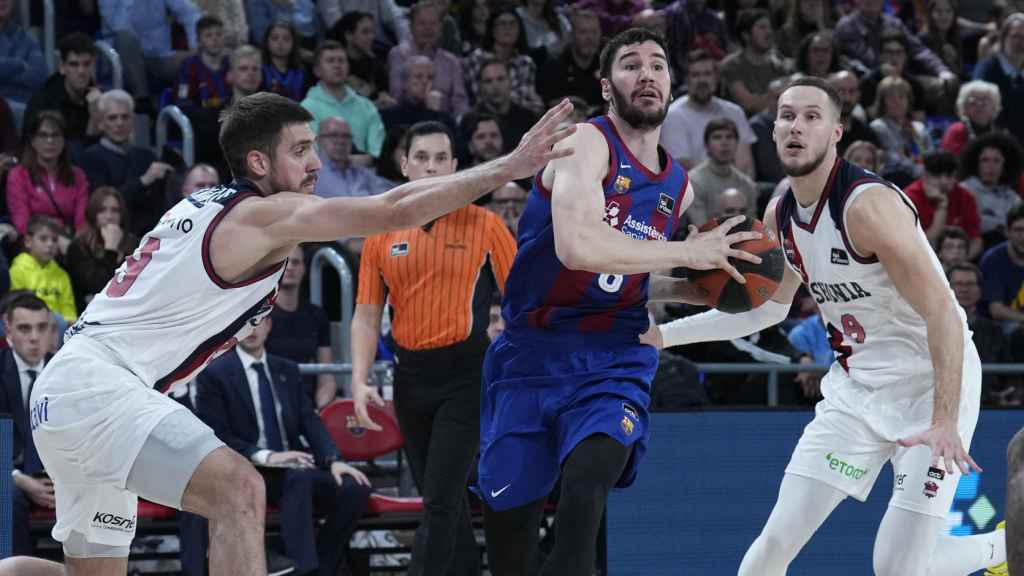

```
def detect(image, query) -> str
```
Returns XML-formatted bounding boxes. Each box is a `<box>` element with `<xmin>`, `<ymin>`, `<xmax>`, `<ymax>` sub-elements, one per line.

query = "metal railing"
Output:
<box><xmin>155</xmin><ymin>105</ymin><xmax>194</xmax><ymax>166</ymax></box>
<box><xmin>309</xmin><ymin>246</ymin><xmax>355</xmax><ymax>362</ymax></box>
<box><xmin>20</xmin><ymin>0</ymin><xmax>55</xmax><ymax>73</ymax></box>
<box><xmin>93</xmin><ymin>40</ymin><xmax>123</xmax><ymax>90</ymax></box>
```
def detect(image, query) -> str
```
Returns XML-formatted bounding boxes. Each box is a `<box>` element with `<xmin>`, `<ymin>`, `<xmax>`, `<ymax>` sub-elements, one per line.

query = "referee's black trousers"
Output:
<box><xmin>394</xmin><ymin>339</ymin><xmax>485</xmax><ymax>576</ymax></box>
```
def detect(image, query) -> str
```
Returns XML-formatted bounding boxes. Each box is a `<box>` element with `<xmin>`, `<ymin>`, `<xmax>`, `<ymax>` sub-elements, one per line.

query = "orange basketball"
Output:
<box><xmin>689</xmin><ymin>218</ymin><xmax>785</xmax><ymax>313</ymax></box>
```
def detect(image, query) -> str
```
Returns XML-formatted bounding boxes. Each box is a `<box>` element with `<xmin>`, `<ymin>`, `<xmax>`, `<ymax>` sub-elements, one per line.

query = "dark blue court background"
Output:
<box><xmin>607</xmin><ymin>410</ymin><xmax>1019</xmax><ymax>575</ymax></box>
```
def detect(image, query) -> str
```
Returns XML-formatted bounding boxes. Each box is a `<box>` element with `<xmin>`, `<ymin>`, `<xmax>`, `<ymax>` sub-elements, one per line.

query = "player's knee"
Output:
<box><xmin>213</xmin><ymin>459</ymin><xmax>265</xmax><ymax>522</ymax></box>
<box><xmin>0</xmin><ymin>556</ymin><xmax>64</xmax><ymax>576</ymax></box>
<box><xmin>751</xmin><ymin>529</ymin><xmax>801</xmax><ymax>565</ymax></box>
<box><xmin>873</xmin><ymin>543</ymin><xmax>917</xmax><ymax>576</ymax></box>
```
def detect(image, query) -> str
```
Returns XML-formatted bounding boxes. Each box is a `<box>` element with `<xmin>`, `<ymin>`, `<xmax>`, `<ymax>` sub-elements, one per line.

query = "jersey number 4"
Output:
<box><xmin>106</xmin><ymin>237</ymin><xmax>161</xmax><ymax>298</ymax></box>
<box><xmin>826</xmin><ymin>313</ymin><xmax>865</xmax><ymax>371</ymax></box>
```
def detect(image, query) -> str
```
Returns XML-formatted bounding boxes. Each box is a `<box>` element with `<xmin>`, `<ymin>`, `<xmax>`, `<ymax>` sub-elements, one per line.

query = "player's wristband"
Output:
<box><xmin>659</xmin><ymin>300</ymin><xmax>791</xmax><ymax>348</ymax></box>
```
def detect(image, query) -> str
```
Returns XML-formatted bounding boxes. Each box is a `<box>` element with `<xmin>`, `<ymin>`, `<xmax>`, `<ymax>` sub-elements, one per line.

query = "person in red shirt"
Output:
<box><xmin>904</xmin><ymin>150</ymin><xmax>983</xmax><ymax>259</ymax></box>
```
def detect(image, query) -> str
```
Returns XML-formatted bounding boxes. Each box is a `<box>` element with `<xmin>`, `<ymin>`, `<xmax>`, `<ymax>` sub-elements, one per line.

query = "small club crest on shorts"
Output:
<box><xmin>923</xmin><ymin>480</ymin><xmax>939</xmax><ymax>498</ymax></box>
<box><xmin>620</xmin><ymin>415</ymin><xmax>634</xmax><ymax>436</ymax></box>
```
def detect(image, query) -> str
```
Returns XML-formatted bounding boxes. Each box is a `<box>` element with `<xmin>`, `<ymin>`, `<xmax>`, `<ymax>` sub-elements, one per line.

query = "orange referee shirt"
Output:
<box><xmin>357</xmin><ymin>205</ymin><xmax>517</xmax><ymax>351</ymax></box>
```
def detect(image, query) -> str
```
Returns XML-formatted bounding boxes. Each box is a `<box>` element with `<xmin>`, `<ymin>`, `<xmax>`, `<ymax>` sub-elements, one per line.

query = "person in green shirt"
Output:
<box><xmin>9</xmin><ymin>216</ymin><xmax>77</xmax><ymax>322</ymax></box>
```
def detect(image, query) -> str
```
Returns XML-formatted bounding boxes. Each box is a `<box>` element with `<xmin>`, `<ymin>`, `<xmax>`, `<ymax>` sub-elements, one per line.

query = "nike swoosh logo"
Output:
<box><xmin>620</xmin><ymin>164</ymin><xmax>631</xmax><ymax>169</ymax></box>
<box><xmin>491</xmin><ymin>484</ymin><xmax>511</xmax><ymax>498</ymax></box>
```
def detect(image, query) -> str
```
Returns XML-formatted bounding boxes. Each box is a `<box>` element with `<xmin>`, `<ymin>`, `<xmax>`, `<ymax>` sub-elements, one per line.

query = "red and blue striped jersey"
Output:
<box><xmin>502</xmin><ymin>115</ymin><xmax>689</xmax><ymax>337</ymax></box>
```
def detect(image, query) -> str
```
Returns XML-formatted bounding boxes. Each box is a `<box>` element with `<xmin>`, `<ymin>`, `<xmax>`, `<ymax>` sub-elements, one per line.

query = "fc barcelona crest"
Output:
<box><xmin>620</xmin><ymin>415</ymin><xmax>634</xmax><ymax>436</ymax></box>
<box><xmin>614</xmin><ymin>175</ymin><xmax>631</xmax><ymax>193</ymax></box>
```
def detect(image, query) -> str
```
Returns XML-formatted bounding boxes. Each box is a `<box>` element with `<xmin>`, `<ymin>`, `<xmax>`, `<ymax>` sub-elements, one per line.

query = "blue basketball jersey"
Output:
<box><xmin>502</xmin><ymin>115</ymin><xmax>689</xmax><ymax>337</ymax></box>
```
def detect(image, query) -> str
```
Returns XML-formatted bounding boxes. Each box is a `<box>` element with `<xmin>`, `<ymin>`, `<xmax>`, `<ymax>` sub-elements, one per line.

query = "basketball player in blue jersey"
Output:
<box><xmin>26</xmin><ymin>92</ymin><xmax>576</xmax><ymax>576</ymax></box>
<box><xmin>477</xmin><ymin>28</ymin><xmax>765</xmax><ymax>576</ymax></box>
<box><xmin>645</xmin><ymin>76</ymin><xmax>1007</xmax><ymax>575</ymax></box>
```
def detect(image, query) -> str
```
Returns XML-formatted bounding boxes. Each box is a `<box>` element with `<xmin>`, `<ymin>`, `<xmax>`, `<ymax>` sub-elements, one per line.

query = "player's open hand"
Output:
<box><xmin>352</xmin><ymin>381</ymin><xmax>385</xmax><ymax>432</ymax></box>
<box><xmin>682</xmin><ymin>215</ymin><xmax>762</xmax><ymax>284</ymax></box>
<box><xmin>505</xmin><ymin>99</ymin><xmax>577</xmax><ymax>179</ymax></box>
<box><xmin>898</xmin><ymin>423</ymin><xmax>981</xmax><ymax>475</ymax></box>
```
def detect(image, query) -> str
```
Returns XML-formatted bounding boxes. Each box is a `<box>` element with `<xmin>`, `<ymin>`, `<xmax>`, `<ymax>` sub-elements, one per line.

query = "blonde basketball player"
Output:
<box><xmin>643</xmin><ymin>77</ymin><xmax>1007</xmax><ymax>575</ymax></box>
<box><xmin>29</xmin><ymin>93</ymin><xmax>577</xmax><ymax>576</ymax></box>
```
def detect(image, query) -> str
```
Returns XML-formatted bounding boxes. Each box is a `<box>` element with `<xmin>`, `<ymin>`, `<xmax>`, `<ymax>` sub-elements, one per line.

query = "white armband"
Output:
<box><xmin>660</xmin><ymin>300</ymin><xmax>791</xmax><ymax>348</ymax></box>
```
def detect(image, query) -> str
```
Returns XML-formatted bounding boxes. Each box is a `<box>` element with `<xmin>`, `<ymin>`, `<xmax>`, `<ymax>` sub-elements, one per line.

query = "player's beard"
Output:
<box><xmin>782</xmin><ymin>142</ymin><xmax>830</xmax><ymax>178</ymax></box>
<box><xmin>268</xmin><ymin>163</ymin><xmax>317</xmax><ymax>194</ymax></box>
<box><xmin>610</xmin><ymin>82</ymin><xmax>667</xmax><ymax>131</ymax></box>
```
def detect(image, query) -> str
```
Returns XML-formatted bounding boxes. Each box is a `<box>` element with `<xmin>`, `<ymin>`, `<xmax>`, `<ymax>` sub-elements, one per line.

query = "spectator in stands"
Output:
<box><xmin>517</xmin><ymin>0</ymin><xmax>571</xmax><ymax>62</ymax></box>
<box><xmin>538</xmin><ymin>9</ymin><xmax>603</xmax><ymax>108</ymax></box>
<box><xmin>936</xmin><ymin>226</ymin><xmax>970</xmax><ymax>272</ymax></box>
<box><xmin>794</xmin><ymin>30</ymin><xmax>839</xmax><ymax>79</ymax></box>
<box><xmin>260</xmin><ymin>22</ymin><xmax>312</xmax><ymax>103</ymax></box>
<box><xmin>65</xmin><ymin>187</ymin><xmax>136</xmax><ymax>311</ymax></box>
<box><xmin>787</xmin><ymin>308</ymin><xmax>830</xmax><ymax>400</ymax></box>
<box><xmin>0</xmin><ymin>292</ymin><xmax>54</xmax><ymax>557</ymax></box>
<box><xmin>195</xmin><ymin>317</ymin><xmax>372</xmax><ymax>576</ymax></box>
<box><xmin>843</xmin><ymin>139</ymin><xmax>883</xmax><ymax>173</ymax></box>
<box><xmin>24</xmin><ymin>33</ymin><xmax>102</xmax><ymax>151</ymax></box>
<box><xmin>750</xmin><ymin>76</ymin><xmax>787</xmax><ymax>184</ymax></box>
<box><xmin>660</xmin><ymin>50</ymin><xmax>755</xmax><ymax>175</ymax></box>
<box><xmin>870</xmin><ymin>76</ymin><xmax>933</xmax><ymax>187</ymax></box>
<box><xmin>687</xmin><ymin>118</ymin><xmax>758</xmax><ymax>226</ymax></box>
<box><xmin>351</xmin><ymin>121</ymin><xmax>516</xmax><ymax>576</ymax></box>
<box><xmin>776</xmin><ymin>0</ymin><xmax>833</xmax><ymax>58</ymax></box>
<box><xmin>302</xmin><ymin>41</ymin><xmax>386</xmax><ymax>158</ymax></box>
<box><xmin>459</xmin><ymin>0</ymin><xmax>491</xmax><ymax>56</ymax></box>
<box><xmin>459</xmin><ymin>111</ymin><xmax>504</xmax><ymax>167</ymax></box>
<box><xmin>247</xmin><ymin>0</ymin><xmax>317</xmax><ymax>50</ymax></box>
<box><xmin>320</xmin><ymin>0</ymin><xmax>410</xmax><ymax>48</ymax></box>
<box><xmin>334</xmin><ymin>12</ymin><xmax>392</xmax><ymax>106</ymax></box>
<box><xmin>100</xmin><ymin>0</ymin><xmax>201</xmax><ymax>108</ymax></box>
<box><xmin>918</xmin><ymin>0</ymin><xmax>972</xmax><ymax>76</ymax></box>
<box><xmin>176</xmin><ymin>15</ymin><xmax>232</xmax><ymax>170</ymax></box>
<box><xmin>713</xmin><ymin>186</ymin><xmax>751</xmax><ymax>223</ymax></box>
<box><xmin>827</xmin><ymin>70</ymin><xmax>879</xmax><ymax>155</ymax></box>
<box><xmin>974</xmin><ymin>13</ymin><xmax>1024</xmax><ymax>141</ymax></box>
<box><xmin>0</xmin><ymin>98</ymin><xmax>16</xmax><ymax>158</ymax></box>
<box><xmin>905</xmin><ymin>150</ymin><xmax>983</xmax><ymax>259</ymax></box>
<box><xmin>368</xmin><ymin>126</ymin><xmax>407</xmax><ymax>195</ymax></box>
<box><xmin>382</xmin><ymin>56</ymin><xmax>456</xmax><ymax>132</ymax></box>
<box><xmin>193</xmin><ymin>0</ymin><xmax>248</xmax><ymax>49</ymax></box>
<box><xmin>834</xmin><ymin>0</ymin><xmax>957</xmax><ymax>112</ymax></box>
<box><xmin>574</xmin><ymin>0</ymin><xmax>645</xmax><ymax>37</ymax></box>
<box><xmin>977</xmin><ymin>1</ymin><xmax>1015</xmax><ymax>62</ymax></box>
<box><xmin>464</xmin><ymin>6</ymin><xmax>545</xmax><ymax>113</ymax></box>
<box><xmin>226</xmin><ymin>44</ymin><xmax>264</xmax><ymax>107</ymax></box>
<box><xmin>77</xmin><ymin>90</ymin><xmax>174</xmax><ymax>238</ymax></box>
<box><xmin>959</xmin><ymin>133</ymin><xmax>1024</xmax><ymax>249</ymax></box>
<box><xmin>388</xmin><ymin>1</ymin><xmax>469</xmax><ymax>117</ymax></box>
<box><xmin>471</xmin><ymin>59</ymin><xmax>540</xmax><ymax>151</ymax></box>
<box><xmin>719</xmin><ymin>9</ymin><xmax>790</xmax><ymax>117</ymax></box>
<box><xmin>0</xmin><ymin>0</ymin><xmax>46</xmax><ymax>121</ymax></box>
<box><xmin>265</xmin><ymin>246</ymin><xmax>337</xmax><ymax>408</ymax></box>
<box><xmin>488</xmin><ymin>181</ymin><xmax>528</xmax><ymax>234</ymax></box>
<box><xmin>949</xmin><ymin>263</ymin><xmax>1022</xmax><ymax>405</ymax></box>
<box><xmin>981</xmin><ymin>203</ymin><xmax>1024</xmax><ymax>323</ymax></box>
<box><xmin>6</xmin><ymin>111</ymin><xmax>87</xmax><ymax>246</ymax></box>
<box><xmin>942</xmin><ymin>80</ymin><xmax>1003</xmax><ymax>155</ymax></box>
<box><xmin>859</xmin><ymin>31</ymin><xmax>928</xmax><ymax>117</ymax></box>
<box><xmin>10</xmin><ymin>216</ymin><xmax>76</xmax><ymax>321</ymax></box>
<box><xmin>314</xmin><ymin>117</ymin><xmax>378</xmax><ymax>199</ymax></box>
<box><xmin>486</xmin><ymin>296</ymin><xmax>504</xmax><ymax>341</ymax></box>
<box><xmin>178</xmin><ymin>162</ymin><xmax>220</xmax><ymax>199</ymax></box>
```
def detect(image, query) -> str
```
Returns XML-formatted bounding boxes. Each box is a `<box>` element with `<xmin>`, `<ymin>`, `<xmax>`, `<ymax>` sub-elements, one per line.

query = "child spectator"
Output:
<box><xmin>9</xmin><ymin>216</ymin><xmax>77</xmax><ymax>321</ymax></box>
<box><xmin>261</xmin><ymin>21</ymin><xmax>312</xmax><ymax>102</ymax></box>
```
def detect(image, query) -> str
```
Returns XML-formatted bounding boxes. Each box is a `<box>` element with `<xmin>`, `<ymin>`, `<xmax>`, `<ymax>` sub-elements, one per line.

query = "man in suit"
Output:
<box><xmin>194</xmin><ymin>317</ymin><xmax>372</xmax><ymax>576</ymax></box>
<box><xmin>0</xmin><ymin>292</ymin><xmax>54</xmax><ymax>556</ymax></box>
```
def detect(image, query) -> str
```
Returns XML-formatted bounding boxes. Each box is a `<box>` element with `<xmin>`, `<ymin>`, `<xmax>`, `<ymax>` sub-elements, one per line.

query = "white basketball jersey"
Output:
<box><xmin>67</xmin><ymin>181</ymin><xmax>285</xmax><ymax>393</ymax></box>
<box><xmin>776</xmin><ymin>159</ymin><xmax>970</xmax><ymax>400</ymax></box>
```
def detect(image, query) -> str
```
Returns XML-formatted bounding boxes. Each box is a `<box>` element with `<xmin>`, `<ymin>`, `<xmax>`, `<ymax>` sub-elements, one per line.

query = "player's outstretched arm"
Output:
<box><xmin>846</xmin><ymin>186</ymin><xmax>979</xmax><ymax>475</ymax></box>
<box><xmin>549</xmin><ymin>124</ymin><xmax>762</xmax><ymax>278</ymax></box>
<box><xmin>641</xmin><ymin>197</ymin><xmax>802</xmax><ymax>349</ymax></box>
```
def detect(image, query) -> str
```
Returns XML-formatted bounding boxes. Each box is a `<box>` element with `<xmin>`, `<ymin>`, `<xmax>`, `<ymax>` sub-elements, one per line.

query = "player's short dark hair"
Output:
<box><xmin>923</xmin><ymin>151</ymin><xmax>958</xmax><ymax>176</ymax></box>
<box><xmin>599</xmin><ymin>27</ymin><xmax>669</xmax><ymax>80</ymax></box>
<box><xmin>314</xmin><ymin>39</ymin><xmax>346</xmax><ymax>66</ymax></box>
<box><xmin>946</xmin><ymin>262</ymin><xmax>982</xmax><ymax>284</ymax></box>
<box><xmin>781</xmin><ymin>75</ymin><xmax>843</xmax><ymax>119</ymax></box>
<box><xmin>735</xmin><ymin>8</ymin><xmax>771</xmax><ymax>46</ymax></box>
<box><xmin>401</xmin><ymin>121</ymin><xmax>454</xmax><ymax>156</ymax></box>
<box><xmin>58</xmin><ymin>32</ymin><xmax>96</xmax><ymax>60</ymax></box>
<box><xmin>26</xmin><ymin>215</ymin><xmax>62</xmax><ymax>237</ymax></box>
<box><xmin>935</xmin><ymin>226</ymin><xmax>968</xmax><ymax>252</ymax></box>
<box><xmin>704</xmin><ymin>117</ymin><xmax>738</xmax><ymax>144</ymax></box>
<box><xmin>1</xmin><ymin>291</ymin><xmax>50</xmax><ymax>321</ymax></box>
<box><xmin>219</xmin><ymin>92</ymin><xmax>314</xmax><ymax>179</ymax></box>
<box><xmin>1008</xmin><ymin>202</ymin><xmax>1024</xmax><ymax>229</ymax></box>
<box><xmin>197</xmin><ymin>15</ymin><xmax>224</xmax><ymax>35</ymax></box>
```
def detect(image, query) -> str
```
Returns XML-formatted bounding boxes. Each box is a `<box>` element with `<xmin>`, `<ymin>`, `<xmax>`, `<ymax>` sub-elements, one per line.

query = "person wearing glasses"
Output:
<box><xmin>313</xmin><ymin>117</ymin><xmax>378</xmax><ymax>199</ymax></box>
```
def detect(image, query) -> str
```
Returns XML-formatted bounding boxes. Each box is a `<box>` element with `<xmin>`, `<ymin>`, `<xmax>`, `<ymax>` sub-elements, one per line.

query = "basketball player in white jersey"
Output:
<box><xmin>642</xmin><ymin>76</ymin><xmax>1007</xmax><ymax>575</ymax></box>
<box><xmin>28</xmin><ymin>93</ymin><xmax>578</xmax><ymax>576</ymax></box>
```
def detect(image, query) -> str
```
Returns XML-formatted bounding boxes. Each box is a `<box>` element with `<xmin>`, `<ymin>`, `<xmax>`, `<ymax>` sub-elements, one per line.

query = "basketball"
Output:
<box><xmin>689</xmin><ymin>218</ymin><xmax>785</xmax><ymax>313</ymax></box>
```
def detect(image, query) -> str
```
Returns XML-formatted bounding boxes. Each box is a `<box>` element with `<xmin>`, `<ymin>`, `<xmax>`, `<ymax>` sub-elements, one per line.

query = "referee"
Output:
<box><xmin>350</xmin><ymin>121</ymin><xmax>517</xmax><ymax>576</ymax></box>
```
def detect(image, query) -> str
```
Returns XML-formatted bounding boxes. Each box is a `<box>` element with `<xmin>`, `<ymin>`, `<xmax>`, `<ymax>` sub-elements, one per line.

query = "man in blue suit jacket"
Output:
<box><xmin>0</xmin><ymin>293</ymin><xmax>55</xmax><ymax>556</ymax></box>
<box><xmin>190</xmin><ymin>317</ymin><xmax>371</xmax><ymax>576</ymax></box>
